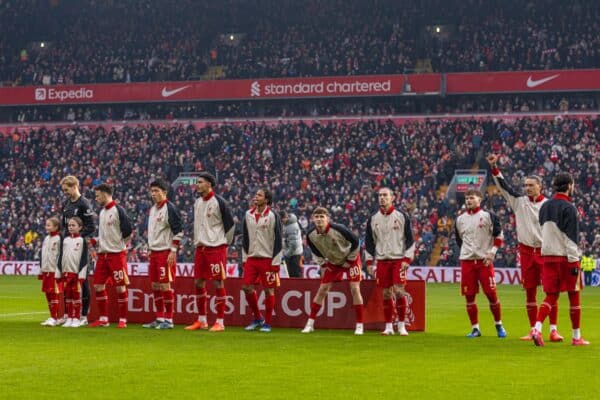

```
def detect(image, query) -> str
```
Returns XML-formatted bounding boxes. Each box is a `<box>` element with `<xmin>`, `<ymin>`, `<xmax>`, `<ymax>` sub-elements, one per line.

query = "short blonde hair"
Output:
<box><xmin>60</xmin><ymin>175</ymin><xmax>79</xmax><ymax>188</ymax></box>
<box><xmin>47</xmin><ymin>217</ymin><xmax>61</xmax><ymax>230</ymax></box>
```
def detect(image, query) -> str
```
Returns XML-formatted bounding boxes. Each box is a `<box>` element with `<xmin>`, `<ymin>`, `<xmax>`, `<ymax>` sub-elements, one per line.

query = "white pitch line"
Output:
<box><xmin>0</xmin><ymin>311</ymin><xmax>47</xmax><ymax>318</ymax></box>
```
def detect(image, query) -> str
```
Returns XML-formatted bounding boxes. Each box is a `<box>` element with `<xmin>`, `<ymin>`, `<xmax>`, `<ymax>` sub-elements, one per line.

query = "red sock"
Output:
<box><xmin>383</xmin><ymin>298</ymin><xmax>394</xmax><ymax>323</ymax></box>
<box><xmin>64</xmin><ymin>286</ymin><xmax>72</xmax><ymax>317</ymax></box>
<box><xmin>244</xmin><ymin>290</ymin><xmax>262</xmax><ymax>320</ymax></box>
<box><xmin>163</xmin><ymin>289</ymin><xmax>174</xmax><ymax>320</ymax></box>
<box><xmin>153</xmin><ymin>290</ymin><xmax>165</xmax><ymax>319</ymax></box>
<box><xmin>309</xmin><ymin>302</ymin><xmax>322</xmax><ymax>319</ymax></box>
<box><xmin>72</xmin><ymin>289</ymin><xmax>81</xmax><ymax>319</ymax></box>
<box><xmin>354</xmin><ymin>304</ymin><xmax>364</xmax><ymax>323</ymax></box>
<box><xmin>45</xmin><ymin>292</ymin><xmax>52</xmax><ymax>315</ymax></box>
<box><xmin>568</xmin><ymin>291</ymin><xmax>581</xmax><ymax>329</ymax></box>
<box><xmin>485</xmin><ymin>291</ymin><xmax>502</xmax><ymax>322</ymax></box>
<box><xmin>46</xmin><ymin>292</ymin><xmax>59</xmax><ymax>319</ymax></box>
<box><xmin>536</xmin><ymin>293</ymin><xmax>558</xmax><ymax>324</ymax></box>
<box><xmin>117</xmin><ymin>289</ymin><xmax>128</xmax><ymax>321</ymax></box>
<box><xmin>66</xmin><ymin>299</ymin><xmax>73</xmax><ymax>319</ymax></box>
<box><xmin>264</xmin><ymin>294</ymin><xmax>275</xmax><ymax>325</ymax></box>
<box><xmin>525</xmin><ymin>287</ymin><xmax>538</xmax><ymax>327</ymax></box>
<box><xmin>466</xmin><ymin>294</ymin><xmax>478</xmax><ymax>325</ymax></box>
<box><xmin>216</xmin><ymin>287</ymin><xmax>226</xmax><ymax>319</ymax></box>
<box><xmin>196</xmin><ymin>287</ymin><xmax>207</xmax><ymax>316</ymax></box>
<box><xmin>96</xmin><ymin>289</ymin><xmax>108</xmax><ymax>318</ymax></box>
<box><xmin>396</xmin><ymin>295</ymin><xmax>407</xmax><ymax>322</ymax></box>
<box><xmin>549</xmin><ymin>301</ymin><xmax>559</xmax><ymax>326</ymax></box>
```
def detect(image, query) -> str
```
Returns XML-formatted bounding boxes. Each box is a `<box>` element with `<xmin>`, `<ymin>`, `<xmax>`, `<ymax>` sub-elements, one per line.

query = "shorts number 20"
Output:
<box><xmin>113</xmin><ymin>270</ymin><xmax>124</xmax><ymax>281</ymax></box>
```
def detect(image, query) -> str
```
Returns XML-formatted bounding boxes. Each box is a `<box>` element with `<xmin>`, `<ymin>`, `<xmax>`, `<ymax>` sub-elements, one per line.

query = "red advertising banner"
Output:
<box><xmin>446</xmin><ymin>69</ymin><xmax>600</xmax><ymax>94</ymax></box>
<box><xmin>86</xmin><ymin>277</ymin><xmax>426</xmax><ymax>331</ymax></box>
<box><xmin>0</xmin><ymin>74</ymin><xmax>440</xmax><ymax>106</ymax></box>
<box><xmin>1</xmin><ymin>70</ymin><xmax>597</xmax><ymax>106</ymax></box>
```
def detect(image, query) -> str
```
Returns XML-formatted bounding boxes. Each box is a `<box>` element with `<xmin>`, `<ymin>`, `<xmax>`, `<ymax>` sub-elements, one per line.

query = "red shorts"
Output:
<box><xmin>375</xmin><ymin>259</ymin><xmax>407</xmax><ymax>288</ymax></box>
<box><xmin>519</xmin><ymin>244</ymin><xmax>543</xmax><ymax>289</ymax></box>
<box><xmin>321</xmin><ymin>255</ymin><xmax>362</xmax><ymax>284</ymax></box>
<box><xmin>94</xmin><ymin>252</ymin><xmax>129</xmax><ymax>286</ymax></box>
<box><xmin>242</xmin><ymin>258</ymin><xmax>280</xmax><ymax>288</ymax></box>
<box><xmin>63</xmin><ymin>272</ymin><xmax>82</xmax><ymax>292</ymax></box>
<box><xmin>194</xmin><ymin>245</ymin><xmax>227</xmax><ymax>281</ymax></box>
<box><xmin>542</xmin><ymin>258</ymin><xmax>582</xmax><ymax>293</ymax></box>
<box><xmin>460</xmin><ymin>259</ymin><xmax>497</xmax><ymax>296</ymax></box>
<box><xmin>40</xmin><ymin>272</ymin><xmax>61</xmax><ymax>294</ymax></box>
<box><xmin>149</xmin><ymin>250</ymin><xmax>176</xmax><ymax>284</ymax></box>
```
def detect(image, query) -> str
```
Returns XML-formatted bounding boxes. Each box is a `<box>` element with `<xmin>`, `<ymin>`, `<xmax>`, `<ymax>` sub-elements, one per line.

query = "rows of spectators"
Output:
<box><xmin>0</xmin><ymin>118</ymin><xmax>480</xmax><ymax>265</ymax></box>
<box><xmin>2</xmin><ymin>116</ymin><xmax>597</xmax><ymax>269</ymax></box>
<box><xmin>1</xmin><ymin>0</ymin><xmax>598</xmax><ymax>86</ymax></box>
<box><xmin>440</xmin><ymin>116</ymin><xmax>600</xmax><ymax>266</ymax></box>
<box><xmin>428</xmin><ymin>0</ymin><xmax>598</xmax><ymax>72</ymax></box>
<box><xmin>4</xmin><ymin>93</ymin><xmax>598</xmax><ymax>124</ymax></box>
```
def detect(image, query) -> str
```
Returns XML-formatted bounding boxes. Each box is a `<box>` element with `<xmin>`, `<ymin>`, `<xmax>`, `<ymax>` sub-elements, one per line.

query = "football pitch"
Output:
<box><xmin>1</xmin><ymin>276</ymin><xmax>598</xmax><ymax>400</ymax></box>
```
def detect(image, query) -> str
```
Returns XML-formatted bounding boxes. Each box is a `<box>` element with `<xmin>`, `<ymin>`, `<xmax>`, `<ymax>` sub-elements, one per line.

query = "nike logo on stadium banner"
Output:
<box><xmin>161</xmin><ymin>86</ymin><xmax>190</xmax><ymax>97</ymax></box>
<box><xmin>526</xmin><ymin>74</ymin><xmax>560</xmax><ymax>88</ymax></box>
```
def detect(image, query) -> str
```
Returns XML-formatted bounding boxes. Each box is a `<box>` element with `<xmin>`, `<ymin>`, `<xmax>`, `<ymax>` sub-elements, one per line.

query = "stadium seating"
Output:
<box><xmin>1</xmin><ymin>117</ymin><xmax>597</xmax><ymax>267</ymax></box>
<box><xmin>0</xmin><ymin>118</ymin><xmax>479</xmax><ymax>263</ymax></box>
<box><xmin>1</xmin><ymin>0</ymin><xmax>597</xmax><ymax>85</ymax></box>
<box><xmin>4</xmin><ymin>93</ymin><xmax>598</xmax><ymax>124</ymax></box>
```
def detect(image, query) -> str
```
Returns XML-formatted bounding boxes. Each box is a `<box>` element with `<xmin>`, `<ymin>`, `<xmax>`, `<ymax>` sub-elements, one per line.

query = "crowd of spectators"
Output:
<box><xmin>0</xmin><ymin>0</ymin><xmax>236</xmax><ymax>86</ymax></box>
<box><xmin>3</xmin><ymin>93</ymin><xmax>598</xmax><ymax>124</ymax></box>
<box><xmin>1</xmin><ymin>0</ymin><xmax>597</xmax><ymax>87</ymax></box>
<box><xmin>428</xmin><ymin>0</ymin><xmax>598</xmax><ymax>72</ymax></box>
<box><xmin>0</xmin><ymin>118</ymin><xmax>480</xmax><ymax>266</ymax></box>
<box><xmin>2</xmin><ymin>116</ymin><xmax>597</xmax><ymax>269</ymax></box>
<box><xmin>440</xmin><ymin>116</ymin><xmax>600</xmax><ymax>266</ymax></box>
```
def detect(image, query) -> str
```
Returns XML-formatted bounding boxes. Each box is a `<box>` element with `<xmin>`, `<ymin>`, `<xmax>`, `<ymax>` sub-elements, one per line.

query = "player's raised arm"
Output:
<box><xmin>487</xmin><ymin>154</ymin><xmax>520</xmax><ymax>209</ymax></box>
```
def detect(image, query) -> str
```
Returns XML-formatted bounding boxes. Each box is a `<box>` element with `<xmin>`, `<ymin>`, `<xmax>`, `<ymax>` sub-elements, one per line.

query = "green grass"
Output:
<box><xmin>1</xmin><ymin>276</ymin><xmax>599</xmax><ymax>400</ymax></box>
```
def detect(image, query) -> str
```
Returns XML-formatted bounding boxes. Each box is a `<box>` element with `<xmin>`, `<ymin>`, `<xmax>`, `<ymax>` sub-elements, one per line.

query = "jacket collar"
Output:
<box><xmin>251</xmin><ymin>206</ymin><xmax>270</xmax><ymax>217</ymax></box>
<box><xmin>316</xmin><ymin>223</ymin><xmax>331</xmax><ymax>235</ymax></box>
<box><xmin>380</xmin><ymin>205</ymin><xmax>395</xmax><ymax>215</ymax></box>
<box><xmin>554</xmin><ymin>193</ymin><xmax>572</xmax><ymax>202</ymax></box>
<box><xmin>202</xmin><ymin>190</ymin><xmax>215</xmax><ymax>201</ymax></box>
<box><xmin>528</xmin><ymin>194</ymin><xmax>545</xmax><ymax>203</ymax></box>
<box><xmin>466</xmin><ymin>206</ymin><xmax>481</xmax><ymax>215</ymax></box>
<box><xmin>156</xmin><ymin>199</ymin><xmax>168</xmax><ymax>209</ymax></box>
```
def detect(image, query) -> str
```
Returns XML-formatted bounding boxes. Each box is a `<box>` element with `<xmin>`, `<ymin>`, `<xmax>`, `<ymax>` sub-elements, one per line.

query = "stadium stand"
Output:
<box><xmin>0</xmin><ymin>1</ymin><xmax>597</xmax><ymax>269</ymax></box>
<box><xmin>1</xmin><ymin>116</ymin><xmax>597</xmax><ymax>268</ymax></box>
<box><xmin>0</xmin><ymin>0</ymin><xmax>597</xmax><ymax>86</ymax></box>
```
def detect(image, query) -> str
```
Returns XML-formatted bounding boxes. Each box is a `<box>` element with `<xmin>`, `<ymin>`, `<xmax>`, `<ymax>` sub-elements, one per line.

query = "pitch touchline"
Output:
<box><xmin>0</xmin><ymin>311</ymin><xmax>47</xmax><ymax>318</ymax></box>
